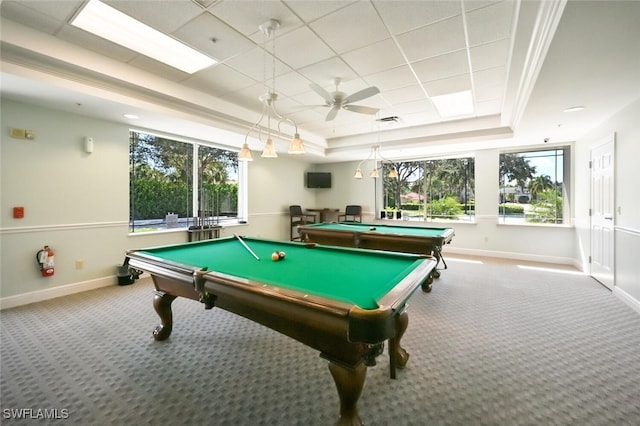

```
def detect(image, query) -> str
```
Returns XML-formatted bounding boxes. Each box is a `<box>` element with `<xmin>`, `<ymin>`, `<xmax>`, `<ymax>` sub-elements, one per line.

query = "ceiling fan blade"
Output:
<box><xmin>343</xmin><ymin>86</ymin><xmax>380</xmax><ymax>104</ymax></box>
<box><xmin>309</xmin><ymin>83</ymin><xmax>335</xmax><ymax>104</ymax></box>
<box><xmin>325</xmin><ymin>106</ymin><xmax>340</xmax><ymax>121</ymax></box>
<box><xmin>343</xmin><ymin>105</ymin><xmax>379</xmax><ymax>115</ymax></box>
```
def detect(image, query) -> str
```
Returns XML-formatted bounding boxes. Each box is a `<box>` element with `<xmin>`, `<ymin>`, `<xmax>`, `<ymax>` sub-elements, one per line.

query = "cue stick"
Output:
<box><xmin>233</xmin><ymin>233</ymin><xmax>260</xmax><ymax>260</ymax></box>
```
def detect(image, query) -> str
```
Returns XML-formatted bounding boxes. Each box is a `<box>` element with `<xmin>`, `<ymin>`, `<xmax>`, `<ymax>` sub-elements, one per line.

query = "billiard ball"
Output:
<box><xmin>271</xmin><ymin>252</ymin><xmax>280</xmax><ymax>261</ymax></box>
<box><xmin>278</xmin><ymin>251</ymin><xmax>286</xmax><ymax>260</ymax></box>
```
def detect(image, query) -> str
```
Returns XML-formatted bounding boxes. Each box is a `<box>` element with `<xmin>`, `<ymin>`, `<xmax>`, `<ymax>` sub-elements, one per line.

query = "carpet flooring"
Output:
<box><xmin>2</xmin><ymin>255</ymin><xmax>639</xmax><ymax>425</ymax></box>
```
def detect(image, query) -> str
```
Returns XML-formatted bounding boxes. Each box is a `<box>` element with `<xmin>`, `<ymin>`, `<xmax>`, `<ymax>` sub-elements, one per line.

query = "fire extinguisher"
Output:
<box><xmin>36</xmin><ymin>245</ymin><xmax>55</xmax><ymax>277</ymax></box>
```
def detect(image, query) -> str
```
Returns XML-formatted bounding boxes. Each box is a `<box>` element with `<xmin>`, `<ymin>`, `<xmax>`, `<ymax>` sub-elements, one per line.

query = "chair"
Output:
<box><xmin>289</xmin><ymin>205</ymin><xmax>316</xmax><ymax>241</ymax></box>
<box><xmin>338</xmin><ymin>205</ymin><xmax>362</xmax><ymax>222</ymax></box>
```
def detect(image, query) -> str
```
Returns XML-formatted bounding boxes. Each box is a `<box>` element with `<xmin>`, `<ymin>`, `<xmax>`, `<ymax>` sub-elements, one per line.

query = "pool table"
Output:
<box><xmin>125</xmin><ymin>236</ymin><xmax>436</xmax><ymax>426</ymax></box>
<box><xmin>299</xmin><ymin>222</ymin><xmax>454</xmax><ymax>291</ymax></box>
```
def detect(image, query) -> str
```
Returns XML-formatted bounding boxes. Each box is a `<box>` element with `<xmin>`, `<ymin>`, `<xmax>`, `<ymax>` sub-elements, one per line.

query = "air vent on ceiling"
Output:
<box><xmin>376</xmin><ymin>116</ymin><xmax>400</xmax><ymax>122</ymax></box>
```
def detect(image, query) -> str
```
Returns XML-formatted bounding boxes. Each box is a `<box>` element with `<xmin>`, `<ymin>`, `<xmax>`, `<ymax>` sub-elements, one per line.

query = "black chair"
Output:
<box><xmin>338</xmin><ymin>205</ymin><xmax>362</xmax><ymax>222</ymax></box>
<box><xmin>289</xmin><ymin>205</ymin><xmax>316</xmax><ymax>241</ymax></box>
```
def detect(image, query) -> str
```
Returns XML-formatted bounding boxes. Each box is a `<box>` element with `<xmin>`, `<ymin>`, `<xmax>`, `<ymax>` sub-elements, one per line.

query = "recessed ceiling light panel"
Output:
<box><xmin>71</xmin><ymin>0</ymin><xmax>217</xmax><ymax>74</ymax></box>
<box><xmin>431</xmin><ymin>90</ymin><xmax>474</xmax><ymax>117</ymax></box>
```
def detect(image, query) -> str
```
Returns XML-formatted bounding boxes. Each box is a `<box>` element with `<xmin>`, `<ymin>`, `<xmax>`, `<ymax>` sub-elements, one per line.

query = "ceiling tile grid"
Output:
<box><xmin>7</xmin><ymin>0</ymin><xmax>619</xmax><ymax>158</ymax></box>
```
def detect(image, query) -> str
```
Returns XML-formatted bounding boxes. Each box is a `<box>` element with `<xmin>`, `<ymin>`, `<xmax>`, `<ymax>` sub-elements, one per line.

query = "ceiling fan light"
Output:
<box><xmin>238</xmin><ymin>143</ymin><xmax>253</xmax><ymax>161</ymax></box>
<box><xmin>261</xmin><ymin>138</ymin><xmax>278</xmax><ymax>158</ymax></box>
<box><xmin>370</xmin><ymin>168</ymin><xmax>379</xmax><ymax>178</ymax></box>
<box><xmin>354</xmin><ymin>168</ymin><xmax>363</xmax><ymax>179</ymax></box>
<box><xmin>388</xmin><ymin>168</ymin><xmax>398</xmax><ymax>178</ymax></box>
<box><xmin>288</xmin><ymin>133</ymin><xmax>305</xmax><ymax>154</ymax></box>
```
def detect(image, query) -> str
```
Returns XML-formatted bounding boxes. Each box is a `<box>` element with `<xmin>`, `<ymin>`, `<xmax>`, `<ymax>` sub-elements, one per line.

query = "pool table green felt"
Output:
<box><xmin>135</xmin><ymin>237</ymin><xmax>424</xmax><ymax>309</ymax></box>
<box><xmin>299</xmin><ymin>222</ymin><xmax>454</xmax><ymax>290</ymax></box>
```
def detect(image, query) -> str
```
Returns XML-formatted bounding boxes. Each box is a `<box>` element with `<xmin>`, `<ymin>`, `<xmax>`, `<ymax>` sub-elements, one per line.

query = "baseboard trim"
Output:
<box><xmin>446</xmin><ymin>246</ymin><xmax>576</xmax><ymax>267</ymax></box>
<box><xmin>614</xmin><ymin>286</ymin><xmax>640</xmax><ymax>314</ymax></box>
<box><xmin>0</xmin><ymin>276</ymin><xmax>116</xmax><ymax>310</ymax></box>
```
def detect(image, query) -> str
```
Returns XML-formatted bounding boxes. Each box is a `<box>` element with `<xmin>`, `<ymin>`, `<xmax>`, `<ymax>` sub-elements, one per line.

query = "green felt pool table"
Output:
<box><xmin>299</xmin><ymin>222</ymin><xmax>454</xmax><ymax>291</ymax></box>
<box><xmin>125</xmin><ymin>236</ymin><xmax>436</xmax><ymax>426</ymax></box>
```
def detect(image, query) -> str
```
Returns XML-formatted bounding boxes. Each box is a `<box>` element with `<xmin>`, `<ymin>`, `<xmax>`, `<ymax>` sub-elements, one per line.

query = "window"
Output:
<box><xmin>382</xmin><ymin>157</ymin><xmax>475</xmax><ymax>222</ymax></box>
<box><xmin>499</xmin><ymin>147</ymin><xmax>569</xmax><ymax>224</ymax></box>
<box><xmin>129</xmin><ymin>130</ymin><xmax>241</xmax><ymax>233</ymax></box>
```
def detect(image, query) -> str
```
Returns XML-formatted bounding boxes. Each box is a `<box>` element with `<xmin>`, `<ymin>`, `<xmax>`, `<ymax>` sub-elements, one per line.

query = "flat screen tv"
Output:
<box><xmin>306</xmin><ymin>172</ymin><xmax>332</xmax><ymax>189</ymax></box>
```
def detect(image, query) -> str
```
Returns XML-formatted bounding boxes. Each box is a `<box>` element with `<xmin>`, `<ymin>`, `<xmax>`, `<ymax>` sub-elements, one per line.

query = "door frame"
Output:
<box><xmin>589</xmin><ymin>133</ymin><xmax>615</xmax><ymax>289</ymax></box>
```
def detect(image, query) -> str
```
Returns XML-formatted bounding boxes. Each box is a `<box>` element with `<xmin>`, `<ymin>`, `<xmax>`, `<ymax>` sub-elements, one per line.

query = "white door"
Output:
<box><xmin>590</xmin><ymin>135</ymin><xmax>615</xmax><ymax>289</ymax></box>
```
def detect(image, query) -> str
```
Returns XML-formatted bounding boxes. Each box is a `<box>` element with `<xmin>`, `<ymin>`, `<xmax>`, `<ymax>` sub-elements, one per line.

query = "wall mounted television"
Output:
<box><xmin>306</xmin><ymin>172</ymin><xmax>332</xmax><ymax>189</ymax></box>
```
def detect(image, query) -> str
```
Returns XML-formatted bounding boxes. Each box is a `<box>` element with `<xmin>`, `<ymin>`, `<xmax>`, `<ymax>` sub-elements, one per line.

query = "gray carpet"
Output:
<box><xmin>2</xmin><ymin>255</ymin><xmax>640</xmax><ymax>425</ymax></box>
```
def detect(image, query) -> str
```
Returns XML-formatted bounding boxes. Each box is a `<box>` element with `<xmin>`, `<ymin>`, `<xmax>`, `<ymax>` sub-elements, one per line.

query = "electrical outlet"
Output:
<box><xmin>484</xmin><ymin>236</ymin><xmax>489</xmax><ymax>242</ymax></box>
<box><xmin>75</xmin><ymin>259</ymin><xmax>84</xmax><ymax>270</ymax></box>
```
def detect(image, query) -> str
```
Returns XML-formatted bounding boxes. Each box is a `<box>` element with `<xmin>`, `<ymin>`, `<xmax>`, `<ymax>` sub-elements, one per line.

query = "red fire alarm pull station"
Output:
<box><xmin>13</xmin><ymin>207</ymin><xmax>24</xmax><ymax>219</ymax></box>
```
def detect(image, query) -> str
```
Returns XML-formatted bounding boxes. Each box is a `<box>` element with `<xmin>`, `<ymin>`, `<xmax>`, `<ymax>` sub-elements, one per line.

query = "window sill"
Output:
<box><xmin>497</xmin><ymin>221</ymin><xmax>574</xmax><ymax>229</ymax></box>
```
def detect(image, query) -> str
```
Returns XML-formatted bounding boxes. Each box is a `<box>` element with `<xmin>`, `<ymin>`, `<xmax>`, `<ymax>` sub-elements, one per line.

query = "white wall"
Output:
<box><xmin>3</xmin><ymin>96</ymin><xmax>638</xmax><ymax>310</ymax></box>
<box><xmin>574</xmin><ymin>98</ymin><xmax>640</xmax><ymax>308</ymax></box>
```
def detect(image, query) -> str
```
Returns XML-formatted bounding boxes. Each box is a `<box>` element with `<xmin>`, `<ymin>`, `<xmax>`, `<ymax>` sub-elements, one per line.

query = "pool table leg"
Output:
<box><xmin>388</xmin><ymin>310</ymin><xmax>410</xmax><ymax>379</ymax></box>
<box><xmin>152</xmin><ymin>290</ymin><xmax>177</xmax><ymax>341</ymax></box>
<box><xmin>328</xmin><ymin>361</ymin><xmax>366</xmax><ymax>426</ymax></box>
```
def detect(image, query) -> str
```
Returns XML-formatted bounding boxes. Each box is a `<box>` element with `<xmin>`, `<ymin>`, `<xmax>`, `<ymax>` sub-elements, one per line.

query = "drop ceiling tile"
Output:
<box><xmin>475</xmin><ymin>83</ymin><xmax>504</xmax><ymax>102</ymax></box>
<box><xmin>364</xmin><ymin>66</ymin><xmax>419</xmax><ymax>92</ymax></box>
<box><xmin>283</xmin><ymin>0</ymin><xmax>356</xmax><ymax>23</ymax></box>
<box><xmin>310</xmin><ymin>2</ymin><xmax>389</xmax><ymax>54</ymax></box>
<box><xmin>172</xmin><ymin>12</ymin><xmax>254</xmax><ymax>63</ymax></box>
<box><xmin>413</xmin><ymin>50</ymin><xmax>470</xmax><ymax>83</ymax></box>
<box><xmin>397</xmin><ymin>108</ymin><xmax>441</xmax><ymax>126</ymax></box>
<box><xmin>373</xmin><ymin>0</ymin><xmax>462</xmax><ymax>35</ymax></box>
<box><xmin>423</xmin><ymin>74</ymin><xmax>472</xmax><ymax>97</ymax></box>
<box><xmin>381</xmin><ymin>84</ymin><xmax>426</xmax><ymax>106</ymax></box>
<box><xmin>473</xmin><ymin>66</ymin><xmax>506</xmax><ymax>88</ymax></box>
<box><xmin>390</xmin><ymin>99</ymin><xmax>436</xmax><ymax>116</ymax></box>
<box><xmin>209</xmin><ymin>1</ymin><xmax>302</xmax><ymax>39</ymax></box>
<box><xmin>342</xmin><ymin>38</ymin><xmax>405</xmax><ymax>76</ymax></box>
<box><xmin>273</xmin><ymin>71</ymin><xmax>314</xmax><ymax>97</ymax></box>
<box><xmin>465</xmin><ymin>0</ymin><xmax>514</xmax><ymax>47</ymax></box>
<box><xmin>396</xmin><ymin>15</ymin><xmax>466</xmax><ymax>62</ymax></box>
<box><xmin>297</xmin><ymin>57</ymin><xmax>358</xmax><ymax>86</ymax></box>
<box><xmin>224</xmin><ymin>47</ymin><xmax>291</xmax><ymax>82</ymax></box>
<box><xmin>463</xmin><ymin>0</ymin><xmax>503</xmax><ymax>13</ymax></box>
<box><xmin>106</xmin><ymin>0</ymin><xmax>203</xmax><ymax>34</ymax></box>
<box><xmin>0</xmin><ymin>1</ymin><xmax>78</xmax><ymax>33</ymax></box>
<box><xmin>274</xmin><ymin>26</ymin><xmax>335</xmax><ymax>69</ymax></box>
<box><xmin>470</xmin><ymin>38</ymin><xmax>510</xmax><ymax>71</ymax></box>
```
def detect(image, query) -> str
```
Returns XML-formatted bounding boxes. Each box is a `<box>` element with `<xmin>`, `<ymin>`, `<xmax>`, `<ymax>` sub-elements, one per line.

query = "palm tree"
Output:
<box><xmin>528</xmin><ymin>175</ymin><xmax>553</xmax><ymax>200</ymax></box>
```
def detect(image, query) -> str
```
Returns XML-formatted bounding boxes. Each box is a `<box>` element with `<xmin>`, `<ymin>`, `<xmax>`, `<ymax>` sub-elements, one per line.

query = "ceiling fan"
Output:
<box><xmin>309</xmin><ymin>78</ymin><xmax>380</xmax><ymax>121</ymax></box>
